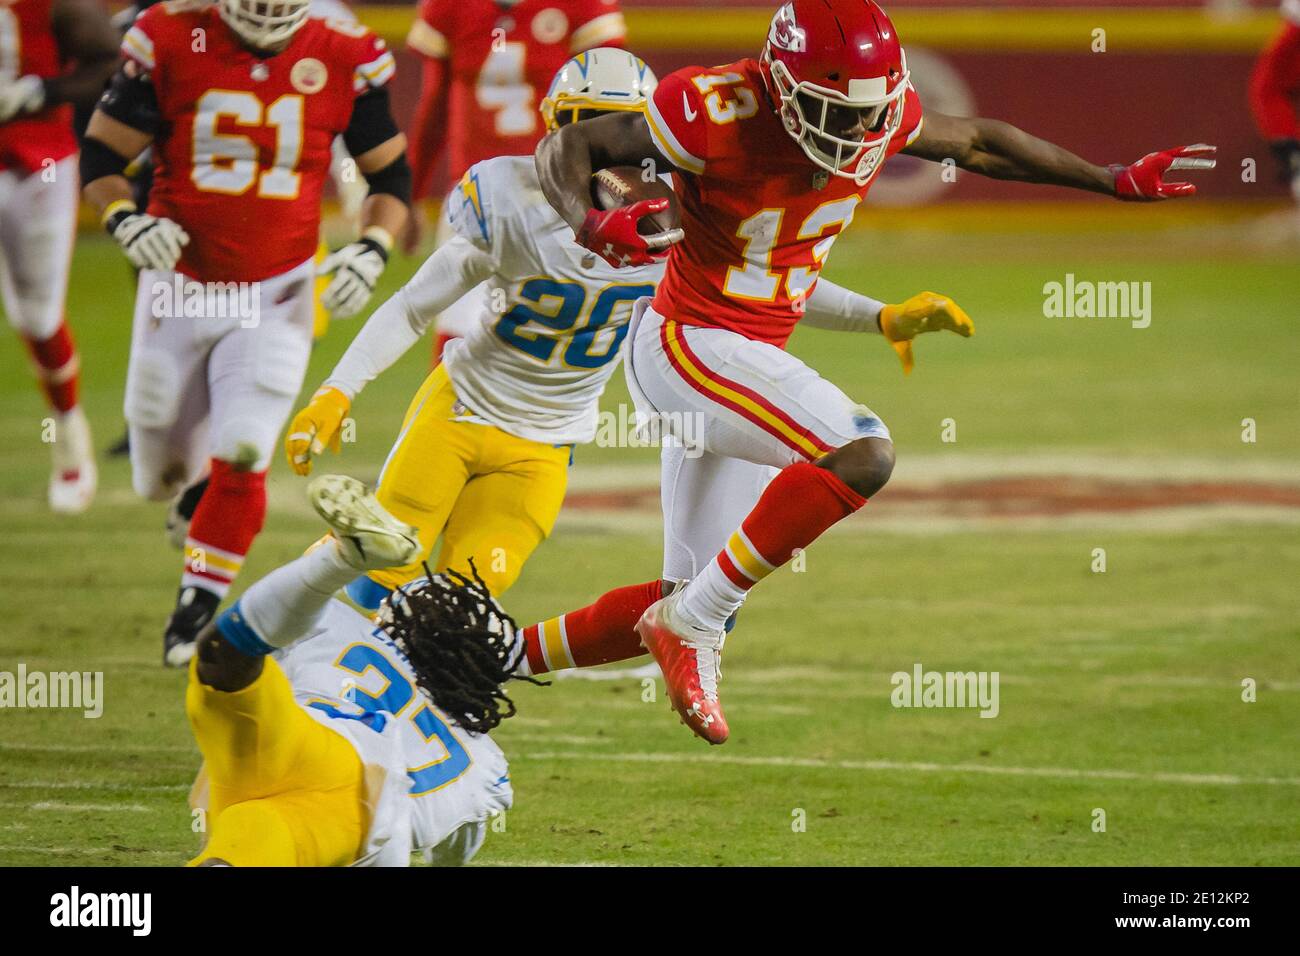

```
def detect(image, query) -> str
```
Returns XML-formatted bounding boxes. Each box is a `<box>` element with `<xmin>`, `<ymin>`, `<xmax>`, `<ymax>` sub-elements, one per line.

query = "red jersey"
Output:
<box><xmin>645</xmin><ymin>59</ymin><xmax>923</xmax><ymax>348</ymax></box>
<box><xmin>408</xmin><ymin>0</ymin><xmax>625</xmax><ymax>184</ymax></box>
<box><xmin>121</xmin><ymin>2</ymin><xmax>396</xmax><ymax>283</ymax></box>
<box><xmin>0</xmin><ymin>0</ymin><xmax>77</xmax><ymax>173</ymax></box>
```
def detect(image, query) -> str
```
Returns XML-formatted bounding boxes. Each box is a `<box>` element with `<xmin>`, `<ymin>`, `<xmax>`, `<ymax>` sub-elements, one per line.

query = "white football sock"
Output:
<box><xmin>239</xmin><ymin>539</ymin><xmax>358</xmax><ymax>649</ymax></box>
<box><xmin>675</xmin><ymin>559</ymin><xmax>748</xmax><ymax>634</ymax></box>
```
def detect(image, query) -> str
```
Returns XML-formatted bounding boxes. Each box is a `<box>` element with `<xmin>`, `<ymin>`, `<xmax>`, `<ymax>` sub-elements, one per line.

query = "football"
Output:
<box><xmin>591</xmin><ymin>165</ymin><xmax>681</xmax><ymax>236</ymax></box>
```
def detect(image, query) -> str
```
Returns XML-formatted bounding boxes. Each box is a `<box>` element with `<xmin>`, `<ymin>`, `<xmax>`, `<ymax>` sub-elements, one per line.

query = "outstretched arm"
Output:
<box><xmin>286</xmin><ymin>236</ymin><xmax>494</xmax><ymax>476</ymax></box>
<box><xmin>536</xmin><ymin>111</ymin><xmax>682</xmax><ymax>266</ymax></box>
<box><xmin>904</xmin><ymin>111</ymin><xmax>1215</xmax><ymax>200</ymax></box>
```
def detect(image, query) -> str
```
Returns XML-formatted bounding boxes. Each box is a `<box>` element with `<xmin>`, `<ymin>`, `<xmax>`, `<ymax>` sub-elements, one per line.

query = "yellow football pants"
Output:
<box><xmin>186</xmin><ymin>658</ymin><xmax>369</xmax><ymax>867</ymax></box>
<box><xmin>367</xmin><ymin>365</ymin><xmax>570</xmax><ymax>597</ymax></box>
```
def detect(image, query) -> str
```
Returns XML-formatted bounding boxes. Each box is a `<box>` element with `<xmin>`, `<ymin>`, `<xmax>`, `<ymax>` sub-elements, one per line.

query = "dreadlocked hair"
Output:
<box><xmin>378</xmin><ymin>559</ymin><xmax>546</xmax><ymax>734</ymax></box>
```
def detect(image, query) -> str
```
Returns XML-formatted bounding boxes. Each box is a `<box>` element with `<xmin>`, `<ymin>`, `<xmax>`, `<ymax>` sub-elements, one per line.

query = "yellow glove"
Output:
<box><xmin>285</xmin><ymin>386</ymin><xmax>350</xmax><ymax>476</ymax></box>
<box><xmin>879</xmin><ymin>291</ymin><xmax>975</xmax><ymax>375</ymax></box>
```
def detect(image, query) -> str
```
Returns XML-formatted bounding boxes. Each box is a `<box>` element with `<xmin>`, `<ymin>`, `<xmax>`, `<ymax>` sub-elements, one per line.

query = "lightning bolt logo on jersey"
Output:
<box><xmin>440</xmin><ymin>155</ymin><xmax>664</xmax><ymax>445</ymax></box>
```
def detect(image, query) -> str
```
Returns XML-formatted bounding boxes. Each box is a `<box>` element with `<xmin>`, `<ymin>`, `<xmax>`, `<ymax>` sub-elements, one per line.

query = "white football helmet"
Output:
<box><xmin>541</xmin><ymin>48</ymin><xmax>658</xmax><ymax>132</ymax></box>
<box><xmin>219</xmin><ymin>0</ymin><xmax>312</xmax><ymax>50</ymax></box>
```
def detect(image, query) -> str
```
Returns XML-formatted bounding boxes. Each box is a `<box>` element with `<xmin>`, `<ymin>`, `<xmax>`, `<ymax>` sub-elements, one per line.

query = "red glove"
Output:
<box><xmin>576</xmin><ymin>198</ymin><xmax>682</xmax><ymax>268</ymax></box>
<box><xmin>1110</xmin><ymin>144</ymin><xmax>1216</xmax><ymax>201</ymax></box>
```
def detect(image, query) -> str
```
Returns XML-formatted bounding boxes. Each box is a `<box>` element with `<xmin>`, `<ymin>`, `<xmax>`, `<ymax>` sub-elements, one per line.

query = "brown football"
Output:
<box><xmin>591</xmin><ymin>166</ymin><xmax>681</xmax><ymax>237</ymax></box>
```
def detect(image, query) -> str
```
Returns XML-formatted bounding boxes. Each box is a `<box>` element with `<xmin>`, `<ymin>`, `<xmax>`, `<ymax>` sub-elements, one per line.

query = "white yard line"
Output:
<box><xmin>0</xmin><ymin>742</ymin><xmax>195</xmax><ymax>755</ymax></box>
<box><xmin>20</xmin><ymin>801</ymin><xmax>150</xmax><ymax>813</ymax></box>
<box><xmin>514</xmin><ymin>751</ymin><xmax>1300</xmax><ymax>787</ymax></box>
<box><xmin>472</xmin><ymin>858</ymin><xmax>630</xmax><ymax>868</ymax></box>
<box><xmin>0</xmin><ymin>844</ymin><xmax>174</xmax><ymax>858</ymax></box>
<box><xmin>0</xmin><ymin>781</ymin><xmax>189</xmax><ymax>793</ymax></box>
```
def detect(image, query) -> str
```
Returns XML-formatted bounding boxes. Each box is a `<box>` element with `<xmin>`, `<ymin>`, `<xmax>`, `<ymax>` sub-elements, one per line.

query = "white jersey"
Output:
<box><xmin>1286</xmin><ymin>0</ymin><xmax>1300</xmax><ymax>26</ymax></box>
<box><xmin>440</xmin><ymin>156</ymin><xmax>664</xmax><ymax>445</ymax></box>
<box><xmin>273</xmin><ymin>600</ymin><xmax>512</xmax><ymax>866</ymax></box>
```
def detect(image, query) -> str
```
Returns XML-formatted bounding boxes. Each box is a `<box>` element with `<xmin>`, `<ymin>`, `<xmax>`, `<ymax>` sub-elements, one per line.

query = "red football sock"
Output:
<box><xmin>716</xmin><ymin>462</ymin><xmax>866</xmax><ymax>590</ymax></box>
<box><xmin>678</xmin><ymin>463</ymin><xmax>866</xmax><ymax>632</ymax></box>
<box><xmin>24</xmin><ymin>323</ymin><xmax>79</xmax><ymax>413</ymax></box>
<box><xmin>519</xmin><ymin>579</ymin><xmax>664</xmax><ymax>675</ymax></box>
<box><xmin>182</xmin><ymin>459</ymin><xmax>268</xmax><ymax>599</ymax></box>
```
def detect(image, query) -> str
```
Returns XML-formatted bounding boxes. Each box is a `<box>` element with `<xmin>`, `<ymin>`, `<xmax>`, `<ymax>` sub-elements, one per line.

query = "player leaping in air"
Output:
<box><xmin>286</xmin><ymin>48</ymin><xmax>966</xmax><ymax>662</ymax></box>
<box><xmin>535</xmin><ymin>0</ymin><xmax>1216</xmax><ymax>744</ymax></box>
<box><xmin>79</xmin><ymin>0</ymin><xmax>412</xmax><ymax>666</ymax></box>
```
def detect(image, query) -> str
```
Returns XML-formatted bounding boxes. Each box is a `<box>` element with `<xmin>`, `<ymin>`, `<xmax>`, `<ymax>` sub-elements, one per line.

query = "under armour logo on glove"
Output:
<box><xmin>1111</xmin><ymin>144</ymin><xmax>1216</xmax><ymax>201</ymax></box>
<box><xmin>577</xmin><ymin>200</ymin><xmax>683</xmax><ymax>269</ymax></box>
<box><xmin>108</xmin><ymin>210</ymin><xmax>191</xmax><ymax>273</ymax></box>
<box><xmin>318</xmin><ymin>232</ymin><xmax>391</xmax><ymax>318</ymax></box>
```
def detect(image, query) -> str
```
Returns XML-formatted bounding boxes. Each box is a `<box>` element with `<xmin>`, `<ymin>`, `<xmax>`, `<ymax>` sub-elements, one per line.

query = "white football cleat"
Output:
<box><xmin>48</xmin><ymin>407</ymin><xmax>96</xmax><ymax>515</ymax></box>
<box><xmin>308</xmin><ymin>474</ymin><xmax>421</xmax><ymax>572</ymax></box>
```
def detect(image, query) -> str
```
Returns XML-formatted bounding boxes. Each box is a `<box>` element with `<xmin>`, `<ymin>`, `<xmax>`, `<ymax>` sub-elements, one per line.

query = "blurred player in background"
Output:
<box><xmin>0</xmin><ymin>0</ymin><xmax>117</xmax><ymax>513</ymax></box>
<box><xmin>538</xmin><ymin>0</ymin><xmax>1215</xmax><ymax>744</ymax></box>
<box><xmin>80</xmin><ymin>0</ymin><xmax>411</xmax><ymax>667</ymax></box>
<box><xmin>404</xmin><ymin>0</ymin><xmax>627</xmax><ymax>360</ymax></box>
<box><xmin>188</xmin><ymin>475</ymin><xmax>518</xmax><ymax>866</ymax></box>
<box><xmin>287</xmin><ymin>49</ymin><xmax>661</xmax><ymax>609</ymax></box>
<box><xmin>1250</xmin><ymin>0</ymin><xmax>1300</xmax><ymax>199</ymax></box>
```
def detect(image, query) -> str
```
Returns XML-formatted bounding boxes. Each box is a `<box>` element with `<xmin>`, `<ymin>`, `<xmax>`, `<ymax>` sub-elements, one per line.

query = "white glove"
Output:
<box><xmin>108</xmin><ymin>209</ymin><xmax>191</xmax><ymax>272</ymax></box>
<box><xmin>318</xmin><ymin>233</ymin><xmax>390</xmax><ymax>318</ymax></box>
<box><xmin>0</xmin><ymin>75</ymin><xmax>46</xmax><ymax>124</ymax></box>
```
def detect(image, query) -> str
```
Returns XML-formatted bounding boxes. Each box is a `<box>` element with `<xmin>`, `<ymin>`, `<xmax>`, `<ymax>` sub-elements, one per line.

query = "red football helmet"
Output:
<box><xmin>759</xmin><ymin>0</ymin><xmax>910</xmax><ymax>184</ymax></box>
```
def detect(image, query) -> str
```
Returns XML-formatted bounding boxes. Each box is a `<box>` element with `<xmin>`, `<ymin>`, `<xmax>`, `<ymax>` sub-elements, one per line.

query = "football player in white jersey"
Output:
<box><xmin>188</xmin><ymin>474</ymin><xmax>521</xmax><ymax>866</ymax></box>
<box><xmin>285</xmin><ymin>48</ymin><xmax>664</xmax><ymax>609</ymax></box>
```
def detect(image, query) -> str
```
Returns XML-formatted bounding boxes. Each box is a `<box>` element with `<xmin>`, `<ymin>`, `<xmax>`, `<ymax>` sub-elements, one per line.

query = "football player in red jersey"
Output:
<box><xmin>535</xmin><ymin>0</ymin><xmax>1216</xmax><ymax>743</ymax></box>
<box><xmin>0</xmin><ymin>0</ymin><xmax>117</xmax><ymax>513</ymax></box>
<box><xmin>404</xmin><ymin>0</ymin><xmax>626</xmax><ymax>358</ymax></box>
<box><xmin>1250</xmin><ymin>0</ymin><xmax>1300</xmax><ymax>198</ymax></box>
<box><xmin>79</xmin><ymin>0</ymin><xmax>411</xmax><ymax>667</ymax></box>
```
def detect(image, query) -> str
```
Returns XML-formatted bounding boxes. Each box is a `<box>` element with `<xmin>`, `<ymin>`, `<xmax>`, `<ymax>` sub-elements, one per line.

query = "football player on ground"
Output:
<box><xmin>187</xmin><ymin>475</ymin><xmax>520</xmax><ymax>866</ymax></box>
<box><xmin>285</xmin><ymin>48</ymin><xmax>965</xmax><ymax>646</ymax></box>
<box><xmin>79</xmin><ymin>0</ymin><xmax>412</xmax><ymax>666</ymax></box>
<box><xmin>404</xmin><ymin>0</ymin><xmax>628</xmax><ymax>360</ymax></box>
<box><xmin>1250</xmin><ymin>0</ymin><xmax>1300</xmax><ymax>199</ymax></box>
<box><xmin>0</xmin><ymin>0</ymin><xmax>117</xmax><ymax>512</ymax></box>
<box><xmin>535</xmin><ymin>0</ymin><xmax>1216</xmax><ymax>743</ymax></box>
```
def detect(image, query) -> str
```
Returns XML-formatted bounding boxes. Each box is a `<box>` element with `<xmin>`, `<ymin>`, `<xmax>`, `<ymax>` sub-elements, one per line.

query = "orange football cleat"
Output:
<box><xmin>636</xmin><ymin>591</ymin><xmax>730</xmax><ymax>745</ymax></box>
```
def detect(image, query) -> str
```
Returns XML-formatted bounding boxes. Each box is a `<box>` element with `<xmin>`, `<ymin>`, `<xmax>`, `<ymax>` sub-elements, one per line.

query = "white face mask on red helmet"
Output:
<box><xmin>760</xmin><ymin>0</ymin><xmax>910</xmax><ymax>185</ymax></box>
<box><xmin>219</xmin><ymin>0</ymin><xmax>312</xmax><ymax>50</ymax></box>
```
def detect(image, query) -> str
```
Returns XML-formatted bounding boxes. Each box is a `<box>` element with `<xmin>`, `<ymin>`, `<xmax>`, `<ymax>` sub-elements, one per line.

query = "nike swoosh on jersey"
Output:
<box><xmin>683</xmin><ymin>90</ymin><xmax>698</xmax><ymax>122</ymax></box>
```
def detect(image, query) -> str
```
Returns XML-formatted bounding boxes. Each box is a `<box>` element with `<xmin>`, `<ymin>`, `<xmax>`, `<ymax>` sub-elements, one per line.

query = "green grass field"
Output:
<box><xmin>1</xmin><ymin>215</ymin><xmax>1298</xmax><ymax>866</ymax></box>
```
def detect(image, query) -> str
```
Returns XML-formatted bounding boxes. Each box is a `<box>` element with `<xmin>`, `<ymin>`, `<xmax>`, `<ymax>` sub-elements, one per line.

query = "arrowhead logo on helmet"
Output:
<box><xmin>759</xmin><ymin>0</ymin><xmax>911</xmax><ymax>186</ymax></box>
<box><xmin>769</xmin><ymin>3</ymin><xmax>808</xmax><ymax>54</ymax></box>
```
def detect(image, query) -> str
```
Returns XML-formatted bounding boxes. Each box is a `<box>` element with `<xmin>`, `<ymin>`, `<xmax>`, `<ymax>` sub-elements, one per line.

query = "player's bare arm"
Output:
<box><xmin>317</xmin><ymin>90</ymin><xmax>414</xmax><ymax>318</ymax></box>
<box><xmin>536</xmin><ymin>111</ymin><xmax>683</xmax><ymax>264</ymax></box>
<box><xmin>82</xmin><ymin>88</ymin><xmax>191</xmax><ymax>273</ymax></box>
<box><xmin>80</xmin><ymin>111</ymin><xmax>152</xmax><ymax>213</ymax></box>
<box><xmin>47</xmin><ymin>0</ymin><xmax>120</xmax><ymax>107</ymax></box>
<box><xmin>905</xmin><ymin>110</ymin><xmax>1216</xmax><ymax>201</ymax></box>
